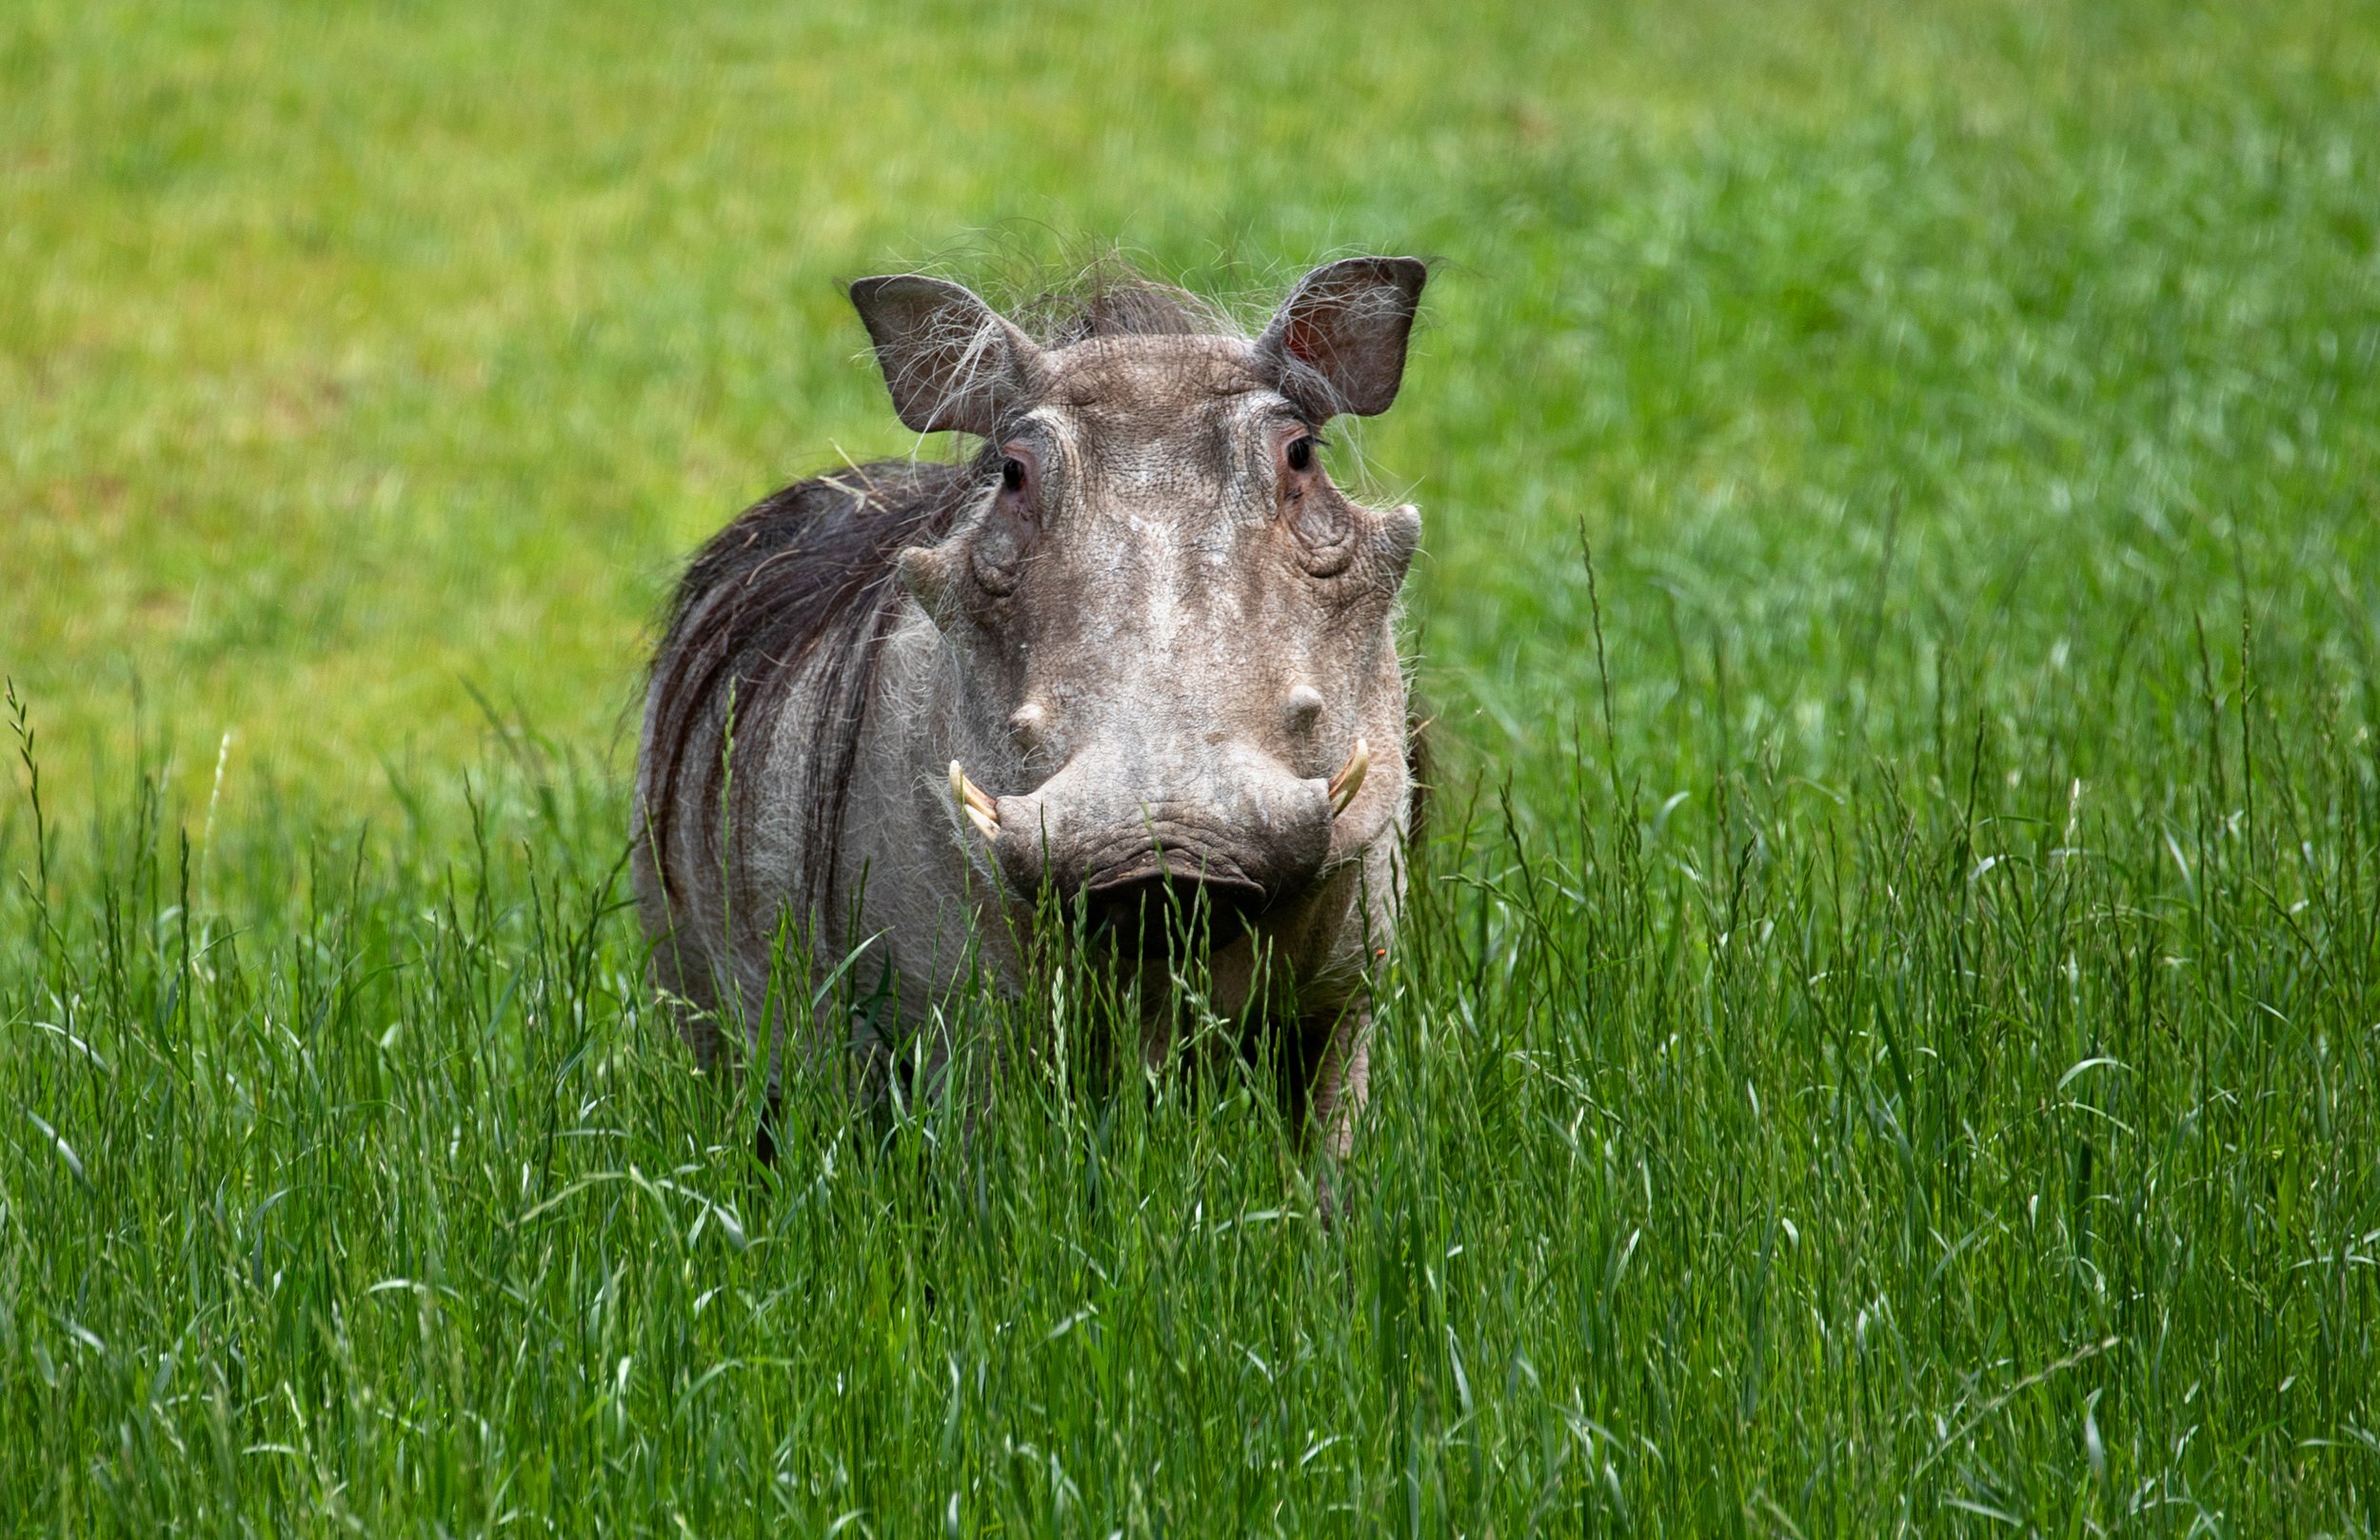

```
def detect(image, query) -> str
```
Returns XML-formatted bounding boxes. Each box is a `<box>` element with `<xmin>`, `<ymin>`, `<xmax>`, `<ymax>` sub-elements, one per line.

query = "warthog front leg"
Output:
<box><xmin>1299</xmin><ymin>1002</ymin><xmax>1373</xmax><ymax>1161</ymax></box>
<box><xmin>1276</xmin><ymin>1000</ymin><xmax>1372</xmax><ymax>1224</ymax></box>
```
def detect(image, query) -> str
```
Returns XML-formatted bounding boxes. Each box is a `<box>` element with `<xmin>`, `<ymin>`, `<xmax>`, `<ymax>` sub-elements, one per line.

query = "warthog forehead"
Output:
<box><xmin>1045</xmin><ymin>333</ymin><xmax>1277</xmax><ymax>415</ymax></box>
<box><xmin>1020</xmin><ymin>376</ymin><xmax>1293</xmax><ymax>509</ymax></box>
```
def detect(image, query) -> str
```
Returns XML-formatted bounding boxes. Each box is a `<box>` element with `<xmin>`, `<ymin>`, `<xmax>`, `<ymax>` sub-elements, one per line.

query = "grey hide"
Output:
<box><xmin>633</xmin><ymin>257</ymin><xmax>1428</xmax><ymax>1157</ymax></box>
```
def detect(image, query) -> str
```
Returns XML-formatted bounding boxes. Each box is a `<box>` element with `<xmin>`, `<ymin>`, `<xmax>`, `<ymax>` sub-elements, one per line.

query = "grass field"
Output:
<box><xmin>6</xmin><ymin>0</ymin><xmax>2380</xmax><ymax>1532</ymax></box>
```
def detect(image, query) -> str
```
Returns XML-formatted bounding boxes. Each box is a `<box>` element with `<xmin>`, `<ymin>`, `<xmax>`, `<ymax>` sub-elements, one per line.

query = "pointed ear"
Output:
<box><xmin>847</xmin><ymin>275</ymin><xmax>1044</xmax><ymax>436</ymax></box>
<box><xmin>1256</xmin><ymin>256</ymin><xmax>1428</xmax><ymax>420</ymax></box>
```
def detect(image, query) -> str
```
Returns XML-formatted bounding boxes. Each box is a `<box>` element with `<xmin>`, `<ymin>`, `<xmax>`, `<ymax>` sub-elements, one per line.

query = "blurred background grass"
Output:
<box><xmin>8</xmin><ymin>5</ymin><xmax>2380</xmax><ymax>1531</ymax></box>
<box><xmin>8</xmin><ymin>0</ymin><xmax>2375</xmax><ymax>818</ymax></box>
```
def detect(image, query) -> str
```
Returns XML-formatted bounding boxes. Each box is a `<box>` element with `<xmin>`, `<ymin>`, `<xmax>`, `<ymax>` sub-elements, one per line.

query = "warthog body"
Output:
<box><xmin>634</xmin><ymin>258</ymin><xmax>1428</xmax><ymax>1154</ymax></box>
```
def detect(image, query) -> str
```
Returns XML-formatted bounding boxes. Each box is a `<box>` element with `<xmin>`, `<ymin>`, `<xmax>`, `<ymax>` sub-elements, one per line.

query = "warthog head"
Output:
<box><xmin>854</xmin><ymin>259</ymin><xmax>1426</xmax><ymax>956</ymax></box>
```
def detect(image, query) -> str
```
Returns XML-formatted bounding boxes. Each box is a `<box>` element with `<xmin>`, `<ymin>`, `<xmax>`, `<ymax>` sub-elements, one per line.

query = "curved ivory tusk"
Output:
<box><xmin>948</xmin><ymin>760</ymin><xmax>999</xmax><ymax>839</ymax></box>
<box><xmin>1328</xmin><ymin>737</ymin><xmax>1369</xmax><ymax>818</ymax></box>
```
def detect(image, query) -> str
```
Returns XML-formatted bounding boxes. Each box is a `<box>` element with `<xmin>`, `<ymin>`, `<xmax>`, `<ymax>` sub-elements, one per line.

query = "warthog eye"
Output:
<box><xmin>994</xmin><ymin>444</ymin><xmax>1041</xmax><ymax>518</ymax></box>
<box><xmin>1285</xmin><ymin>436</ymin><xmax>1315</xmax><ymax>473</ymax></box>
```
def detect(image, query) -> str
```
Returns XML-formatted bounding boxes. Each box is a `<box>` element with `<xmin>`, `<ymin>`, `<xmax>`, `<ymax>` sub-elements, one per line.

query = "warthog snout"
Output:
<box><xmin>976</xmin><ymin>748</ymin><xmax>1339</xmax><ymax>954</ymax></box>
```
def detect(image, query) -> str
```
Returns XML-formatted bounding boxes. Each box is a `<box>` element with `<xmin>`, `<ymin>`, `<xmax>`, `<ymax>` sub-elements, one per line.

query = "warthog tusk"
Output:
<box><xmin>1328</xmin><ymin>738</ymin><xmax>1369</xmax><ymax>817</ymax></box>
<box><xmin>949</xmin><ymin>760</ymin><xmax>999</xmax><ymax>839</ymax></box>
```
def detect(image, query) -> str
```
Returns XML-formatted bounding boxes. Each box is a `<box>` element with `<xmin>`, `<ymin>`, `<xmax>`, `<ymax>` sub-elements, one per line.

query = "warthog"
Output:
<box><xmin>635</xmin><ymin>257</ymin><xmax>1428</xmax><ymax>1158</ymax></box>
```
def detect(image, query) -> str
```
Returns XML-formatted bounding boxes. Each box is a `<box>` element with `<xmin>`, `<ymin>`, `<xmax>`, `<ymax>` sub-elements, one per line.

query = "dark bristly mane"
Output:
<box><xmin>644</xmin><ymin>267</ymin><xmax>1243</xmax><ymax>919</ymax></box>
<box><xmin>644</xmin><ymin>459</ymin><xmax>971</xmax><ymax>915</ymax></box>
<box><xmin>1021</xmin><ymin>272</ymin><xmax>1237</xmax><ymax>347</ymax></box>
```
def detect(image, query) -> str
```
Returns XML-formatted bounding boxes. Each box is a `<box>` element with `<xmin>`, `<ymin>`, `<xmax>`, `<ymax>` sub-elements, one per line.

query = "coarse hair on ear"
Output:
<box><xmin>1256</xmin><ymin>256</ymin><xmax>1429</xmax><ymax>421</ymax></box>
<box><xmin>848</xmin><ymin>274</ymin><xmax>1047</xmax><ymax>437</ymax></box>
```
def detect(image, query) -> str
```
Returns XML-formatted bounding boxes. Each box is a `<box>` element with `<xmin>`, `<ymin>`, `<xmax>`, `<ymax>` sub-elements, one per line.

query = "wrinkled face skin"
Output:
<box><xmin>903</xmin><ymin>337</ymin><xmax>1417</xmax><ymax>946</ymax></box>
<box><xmin>856</xmin><ymin>261</ymin><xmax>1426</xmax><ymax>957</ymax></box>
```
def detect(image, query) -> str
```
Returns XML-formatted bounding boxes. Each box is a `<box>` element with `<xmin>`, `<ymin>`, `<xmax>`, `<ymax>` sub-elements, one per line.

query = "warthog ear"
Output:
<box><xmin>848</xmin><ymin>275</ymin><xmax>1044</xmax><ymax>436</ymax></box>
<box><xmin>1256</xmin><ymin>257</ymin><xmax>1429</xmax><ymax>420</ymax></box>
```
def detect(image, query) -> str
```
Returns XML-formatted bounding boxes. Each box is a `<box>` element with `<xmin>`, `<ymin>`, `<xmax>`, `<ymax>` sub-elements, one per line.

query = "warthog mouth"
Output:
<box><xmin>948</xmin><ymin>738</ymin><xmax>1369</xmax><ymax>844</ymax></box>
<box><xmin>1081</xmin><ymin>868</ymin><xmax>1272</xmax><ymax>958</ymax></box>
<box><xmin>949</xmin><ymin>738</ymin><xmax>1368</xmax><ymax>958</ymax></box>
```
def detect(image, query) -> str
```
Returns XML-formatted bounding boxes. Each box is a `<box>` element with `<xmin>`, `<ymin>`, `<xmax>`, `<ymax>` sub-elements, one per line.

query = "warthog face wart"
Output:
<box><xmin>635</xmin><ymin>258</ymin><xmax>1427</xmax><ymax>1157</ymax></box>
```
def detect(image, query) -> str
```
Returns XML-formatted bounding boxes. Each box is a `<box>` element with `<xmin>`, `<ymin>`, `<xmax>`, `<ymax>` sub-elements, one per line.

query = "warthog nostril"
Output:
<box><xmin>1083</xmin><ymin>874</ymin><xmax>1269</xmax><ymax>958</ymax></box>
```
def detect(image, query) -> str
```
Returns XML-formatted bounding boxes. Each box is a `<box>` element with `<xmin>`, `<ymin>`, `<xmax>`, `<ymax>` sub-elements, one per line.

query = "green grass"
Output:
<box><xmin>6</xmin><ymin>0</ymin><xmax>2380</xmax><ymax>1531</ymax></box>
